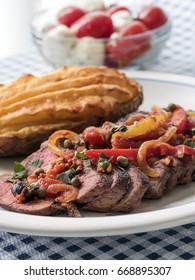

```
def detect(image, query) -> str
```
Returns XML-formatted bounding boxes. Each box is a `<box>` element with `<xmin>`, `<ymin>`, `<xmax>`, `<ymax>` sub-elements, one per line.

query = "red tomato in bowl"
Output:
<box><xmin>120</xmin><ymin>20</ymin><xmax>150</xmax><ymax>45</ymax></box>
<box><xmin>138</xmin><ymin>5</ymin><xmax>168</xmax><ymax>29</ymax></box>
<box><xmin>71</xmin><ymin>12</ymin><xmax>113</xmax><ymax>38</ymax></box>
<box><xmin>57</xmin><ymin>6</ymin><xmax>86</xmax><ymax>27</ymax></box>
<box><xmin>106</xmin><ymin>5</ymin><xmax>131</xmax><ymax>16</ymax></box>
<box><xmin>106</xmin><ymin>21</ymin><xmax>151</xmax><ymax>66</ymax></box>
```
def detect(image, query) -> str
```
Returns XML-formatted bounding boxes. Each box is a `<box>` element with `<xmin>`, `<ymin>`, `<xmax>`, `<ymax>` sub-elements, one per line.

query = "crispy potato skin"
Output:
<box><xmin>0</xmin><ymin>66</ymin><xmax>143</xmax><ymax>157</ymax></box>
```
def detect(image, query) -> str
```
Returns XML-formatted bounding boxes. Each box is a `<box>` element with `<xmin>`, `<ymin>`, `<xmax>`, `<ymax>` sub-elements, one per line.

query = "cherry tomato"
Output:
<box><xmin>106</xmin><ymin>5</ymin><xmax>131</xmax><ymax>16</ymax></box>
<box><xmin>46</xmin><ymin>162</ymin><xmax>66</xmax><ymax>179</ymax></box>
<box><xmin>71</xmin><ymin>12</ymin><xmax>113</xmax><ymax>38</ymax></box>
<box><xmin>83</xmin><ymin>127</ymin><xmax>105</xmax><ymax>145</ymax></box>
<box><xmin>138</xmin><ymin>5</ymin><xmax>168</xmax><ymax>29</ymax></box>
<box><xmin>120</xmin><ymin>20</ymin><xmax>150</xmax><ymax>44</ymax></box>
<box><xmin>57</xmin><ymin>6</ymin><xmax>86</xmax><ymax>27</ymax></box>
<box><xmin>106</xmin><ymin>21</ymin><xmax>151</xmax><ymax>66</ymax></box>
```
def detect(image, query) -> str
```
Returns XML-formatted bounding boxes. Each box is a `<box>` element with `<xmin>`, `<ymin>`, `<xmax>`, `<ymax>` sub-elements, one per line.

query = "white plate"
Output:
<box><xmin>1</xmin><ymin>70</ymin><xmax>195</xmax><ymax>237</ymax></box>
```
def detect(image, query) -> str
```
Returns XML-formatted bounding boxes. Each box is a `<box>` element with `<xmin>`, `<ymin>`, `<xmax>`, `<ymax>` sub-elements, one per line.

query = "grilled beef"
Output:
<box><xmin>76</xmin><ymin>168</ymin><xmax>113</xmax><ymax>204</ymax></box>
<box><xmin>82</xmin><ymin>167</ymin><xmax>130</xmax><ymax>212</ymax></box>
<box><xmin>0</xmin><ymin>144</ymin><xmax>195</xmax><ymax>216</ymax></box>
<box><xmin>144</xmin><ymin>160</ymin><xmax>171</xmax><ymax>199</ymax></box>
<box><xmin>21</xmin><ymin>141</ymin><xmax>57</xmax><ymax>176</ymax></box>
<box><xmin>112</xmin><ymin>165</ymin><xmax>149</xmax><ymax>212</ymax></box>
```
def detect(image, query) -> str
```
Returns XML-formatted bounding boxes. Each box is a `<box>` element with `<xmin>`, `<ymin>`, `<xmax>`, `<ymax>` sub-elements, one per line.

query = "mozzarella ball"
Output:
<box><xmin>72</xmin><ymin>37</ymin><xmax>105</xmax><ymax>66</ymax></box>
<box><xmin>111</xmin><ymin>10</ymin><xmax>133</xmax><ymax>31</ymax></box>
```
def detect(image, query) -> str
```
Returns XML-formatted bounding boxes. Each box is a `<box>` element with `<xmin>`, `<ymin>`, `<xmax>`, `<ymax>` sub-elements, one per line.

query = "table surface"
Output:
<box><xmin>0</xmin><ymin>0</ymin><xmax>195</xmax><ymax>260</ymax></box>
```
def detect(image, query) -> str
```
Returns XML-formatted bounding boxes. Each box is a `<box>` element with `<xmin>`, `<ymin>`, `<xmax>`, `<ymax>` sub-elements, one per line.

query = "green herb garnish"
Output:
<box><xmin>192</xmin><ymin>128</ymin><xmax>195</xmax><ymax>136</ymax></box>
<box><xmin>13</xmin><ymin>162</ymin><xmax>26</xmax><ymax>179</ymax></box>
<box><xmin>30</xmin><ymin>159</ymin><xmax>43</xmax><ymax>168</ymax></box>
<box><xmin>183</xmin><ymin>139</ymin><xmax>195</xmax><ymax>148</ymax></box>
<box><xmin>97</xmin><ymin>153</ymin><xmax>113</xmax><ymax>164</ymax></box>
<box><xmin>56</xmin><ymin>172</ymin><xmax>71</xmax><ymax>184</ymax></box>
<box><xmin>75</xmin><ymin>151</ymin><xmax>89</xmax><ymax>160</ymax></box>
<box><xmin>56</xmin><ymin>169</ymin><xmax>77</xmax><ymax>184</ymax></box>
<box><xmin>112</xmin><ymin>125</ymin><xmax>127</xmax><ymax>133</ymax></box>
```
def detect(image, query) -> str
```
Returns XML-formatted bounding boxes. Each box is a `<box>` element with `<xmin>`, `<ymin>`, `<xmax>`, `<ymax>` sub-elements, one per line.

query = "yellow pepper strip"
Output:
<box><xmin>112</xmin><ymin>107</ymin><xmax>171</xmax><ymax>140</ymax></box>
<box><xmin>186</xmin><ymin>111</ymin><xmax>195</xmax><ymax>117</ymax></box>
<box><xmin>137</xmin><ymin>126</ymin><xmax>177</xmax><ymax>177</ymax></box>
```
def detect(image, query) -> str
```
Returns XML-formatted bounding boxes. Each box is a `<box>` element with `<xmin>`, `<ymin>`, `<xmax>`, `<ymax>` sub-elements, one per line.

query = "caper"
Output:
<box><xmin>71</xmin><ymin>177</ymin><xmax>81</xmax><ymax>188</ymax></box>
<box><xmin>22</xmin><ymin>187</ymin><xmax>36</xmax><ymax>202</ymax></box>
<box><xmin>36</xmin><ymin>187</ymin><xmax>47</xmax><ymax>199</ymax></box>
<box><xmin>63</xmin><ymin>139</ymin><xmax>72</xmax><ymax>149</ymax></box>
<box><xmin>117</xmin><ymin>156</ymin><xmax>129</xmax><ymax>168</ymax></box>
<box><xmin>98</xmin><ymin>161</ymin><xmax>109</xmax><ymax>170</ymax></box>
<box><xmin>167</xmin><ymin>103</ymin><xmax>176</xmax><ymax>112</ymax></box>
<box><xmin>28</xmin><ymin>182</ymin><xmax>40</xmax><ymax>190</ymax></box>
<box><xmin>12</xmin><ymin>182</ymin><xmax>25</xmax><ymax>195</ymax></box>
<box><xmin>34</xmin><ymin>168</ymin><xmax>45</xmax><ymax>176</ymax></box>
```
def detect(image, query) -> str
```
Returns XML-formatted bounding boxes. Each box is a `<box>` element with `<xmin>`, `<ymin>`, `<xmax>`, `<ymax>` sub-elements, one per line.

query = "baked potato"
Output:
<box><xmin>0</xmin><ymin>66</ymin><xmax>143</xmax><ymax>157</ymax></box>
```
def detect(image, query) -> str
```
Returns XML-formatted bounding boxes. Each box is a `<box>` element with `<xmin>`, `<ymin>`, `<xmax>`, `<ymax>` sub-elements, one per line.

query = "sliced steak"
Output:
<box><xmin>82</xmin><ymin>167</ymin><xmax>130</xmax><ymax>212</ymax></box>
<box><xmin>0</xmin><ymin>175</ymin><xmax>80</xmax><ymax>216</ymax></box>
<box><xmin>177</xmin><ymin>156</ymin><xmax>195</xmax><ymax>185</ymax></box>
<box><xmin>22</xmin><ymin>141</ymin><xmax>57</xmax><ymax>176</ymax></box>
<box><xmin>144</xmin><ymin>160</ymin><xmax>171</xmax><ymax>199</ymax></box>
<box><xmin>111</xmin><ymin>165</ymin><xmax>149</xmax><ymax>212</ymax></box>
<box><xmin>76</xmin><ymin>167</ymin><xmax>113</xmax><ymax>204</ymax></box>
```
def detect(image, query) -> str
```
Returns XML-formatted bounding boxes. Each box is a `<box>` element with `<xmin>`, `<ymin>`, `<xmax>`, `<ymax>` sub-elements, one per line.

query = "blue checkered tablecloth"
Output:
<box><xmin>0</xmin><ymin>0</ymin><xmax>195</xmax><ymax>260</ymax></box>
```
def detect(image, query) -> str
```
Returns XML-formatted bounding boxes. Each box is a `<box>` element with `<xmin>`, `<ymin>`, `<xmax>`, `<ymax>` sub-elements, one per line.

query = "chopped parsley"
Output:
<box><xmin>13</xmin><ymin>162</ymin><xmax>26</xmax><ymax>179</ymax></box>
<box><xmin>30</xmin><ymin>159</ymin><xmax>43</xmax><ymax>168</ymax></box>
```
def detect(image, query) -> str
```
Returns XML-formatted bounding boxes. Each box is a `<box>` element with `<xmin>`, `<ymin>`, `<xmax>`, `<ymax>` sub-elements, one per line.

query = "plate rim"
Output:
<box><xmin>1</xmin><ymin>70</ymin><xmax>195</xmax><ymax>237</ymax></box>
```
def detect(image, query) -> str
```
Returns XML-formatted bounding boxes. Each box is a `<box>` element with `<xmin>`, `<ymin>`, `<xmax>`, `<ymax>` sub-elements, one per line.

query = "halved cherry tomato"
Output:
<box><xmin>106</xmin><ymin>5</ymin><xmax>131</xmax><ymax>16</ymax></box>
<box><xmin>168</xmin><ymin>107</ymin><xmax>188</xmax><ymax>134</ymax></box>
<box><xmin>46</xmin><ymin>162</ymin><xmax>66</xmax><ymax>179</ymax></box>
<box><xmin>138</xmin><ymin>5</ymin><xmax>168</xmax><ymax>30</ymax></box>
<box><xmin>83</xmin><ymin>122</ymin><xmax>113</xmax><ymax>145</ymax></box>
<box><xmin>83</xmin><ymin>127</ymin><xmax>105</xmax><ymax>145</ymax></box>
<box><xmin>57</xmin><ymin>6</ymin><xmax>86</xmax><ymax>27</ymax></box>
<box><xmin>71</xmin><ymin>12</ymin><xmax>113</xmax><ymax>38</ymax></box>
<box><xmin>106</xmin><ymin>21</ymin><xmax>151</xmax><ymax>66</ymax></box>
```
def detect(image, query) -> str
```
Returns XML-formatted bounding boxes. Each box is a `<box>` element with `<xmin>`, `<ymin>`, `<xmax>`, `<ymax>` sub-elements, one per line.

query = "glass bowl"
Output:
<box><xmin>31</xmin><ymin>2</ymin><xmax>171</xmax><ymax>69</ymax></box>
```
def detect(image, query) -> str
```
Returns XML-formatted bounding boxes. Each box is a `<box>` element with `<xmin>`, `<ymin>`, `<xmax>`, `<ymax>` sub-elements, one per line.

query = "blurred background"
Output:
<box><xmin>0</xmin><ymin>0</ymin><xmax>194</xmax><ymax>75</ymax></box>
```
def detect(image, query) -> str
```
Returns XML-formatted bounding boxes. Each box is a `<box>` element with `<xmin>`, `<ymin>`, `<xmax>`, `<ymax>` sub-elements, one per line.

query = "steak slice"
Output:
<box><xmin>177</xmin><ymin>156</ymin><xmax>195</xmax><ymax>185</ymax></box>
<box><xmin>22</xmin><ymin>141</ymin><xmax>57</xmax><ymax>176</ymax></box>
<box><xmin>82</xmin><ymin>167</ymin><xmax>130</xmax><ymax>212</ymax></box>
<box><xmin>111</xmin><ymin>165</ymin><xmax>149</xmax><ymax>212</ymax></box>
<box><xmin>0</xmin><ymin>143</ymin><xmax>82</xmax><ymax>216</ymax></box>
<box><xmin>0</xmin><ymin>177</ymin><xmax>81</xmax><ymax>217</ymax></box>
<box><xmin>76</xmin><ymin>167</ymin><xmax>113</xmax><ymax>204</ymax></box>
<box><xmin>144</xmin><ymin>160</ymin><xmax>171</xmax><ymax>199</ymax></box>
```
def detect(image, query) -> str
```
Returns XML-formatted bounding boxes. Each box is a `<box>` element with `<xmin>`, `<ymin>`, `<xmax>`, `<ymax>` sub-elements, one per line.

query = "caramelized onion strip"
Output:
<box><xmin>137</xmin><ymin>127</ymin><xmax>177</xmax><ymax>177</ymax></box>
<box><xmin>48</xmin><ymin>130</ymin><xmax>80</xmax><ymax>157</ymax></box>
<box><xmin>47</xmin><ymin>183</ymin><xmax>78</xmax><ymax>203</ymax></box>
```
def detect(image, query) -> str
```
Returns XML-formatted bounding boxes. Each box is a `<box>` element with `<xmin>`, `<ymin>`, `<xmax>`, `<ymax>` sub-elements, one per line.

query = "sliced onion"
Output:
<box><xmin>47</xmin><ymin>182</ymin><xmax>78</xmax><ymax>204</ymax></box>
<box><xmin>137</xmin><ymin>127</ymin><xmax>177</xmax><ymax>177</ymax></box>
<box><xmin>48</xmin><ymin>130</ymin><xmax>81</xmax><ymax>157</ymax></box>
